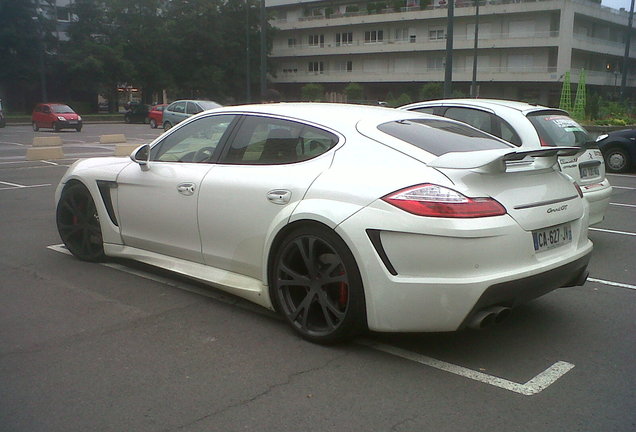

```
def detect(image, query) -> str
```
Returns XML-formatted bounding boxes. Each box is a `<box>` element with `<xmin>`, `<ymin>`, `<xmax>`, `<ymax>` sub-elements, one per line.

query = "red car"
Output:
<box><xmin>32</xmin><ymin>103</ymin><xmax>82</xmax><ymax>132</ymax></box>
<box><xmin>147</xmin><ymin>104</ymin><xmax>167</xmax><ymax>129</ymax></box>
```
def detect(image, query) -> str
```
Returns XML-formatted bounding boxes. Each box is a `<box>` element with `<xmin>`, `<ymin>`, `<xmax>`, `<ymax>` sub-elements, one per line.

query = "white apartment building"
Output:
<box><xmin>266</xmin><ymin>0</ymin><xmax>636</xmax><ymax>105</ymax></box>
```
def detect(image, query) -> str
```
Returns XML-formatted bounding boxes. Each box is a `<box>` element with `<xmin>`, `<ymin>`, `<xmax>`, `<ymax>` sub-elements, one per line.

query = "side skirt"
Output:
<box><xmin>104</xmin><ymin>243</ymin><xmax>273</xmax><ymax>310</ymax></box>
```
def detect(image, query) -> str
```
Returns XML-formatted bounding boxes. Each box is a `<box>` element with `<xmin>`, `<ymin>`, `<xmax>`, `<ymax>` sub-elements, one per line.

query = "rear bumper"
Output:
<box><xmin>582</xmin><ymin>180</ymin><xmax>612</xmax><ymax>225</ymax></box>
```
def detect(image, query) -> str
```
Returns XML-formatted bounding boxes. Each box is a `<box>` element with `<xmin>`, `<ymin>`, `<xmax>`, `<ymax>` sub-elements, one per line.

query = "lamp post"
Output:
<box><xmin>260</xmin><ymin>0</ymin><xmax>266</xmax><ymax>98</ymax></box>
<box><xmin>245</xmin><ymin>0</ymin><xmax>251</xmax><ymax>102</ymax></box>
<box><xmin>471</xmin><ymin>0</ymin><xmax>480</xmax><ymax>98</ymax></box>
<box><xmin>620</xmin><ymin>0</ymin><xmax>635</xmax><ymax>99</ymax></box>
<box><xmin>443</xmin><ymin>0</ymin><xmax>454</xmax><ymax>98</ymax></box>
<box><xmin>34</xmin><ymin>2</ymin><xmax>48</xmax><ymax>102</ymax></box>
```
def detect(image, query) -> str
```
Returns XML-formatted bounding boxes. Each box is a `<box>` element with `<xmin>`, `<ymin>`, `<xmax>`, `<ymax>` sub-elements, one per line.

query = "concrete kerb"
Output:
<box><xmin>27</xmin><ymin>136</ymin><xmax>64</xmax><ymax>160</ymax></box>
<box><xmin>100</xmin><ymin>134</ymin><xmax>138</xmax><ymax>156</ymax></box>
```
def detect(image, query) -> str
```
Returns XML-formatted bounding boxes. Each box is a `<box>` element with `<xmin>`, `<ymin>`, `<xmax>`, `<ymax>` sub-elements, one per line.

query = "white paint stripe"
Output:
<box><xmin>0</xmin><ymin>180</ymin><xmax>23</xmax><ymax>187</ymax></box>
<box><xmin>0</xmin><ymin>184</ymin><xmax>51</xmax><ymax>191</ymax></box>
<box><xmin>358</xmin><ymin>340</ymin><xmax>574</xmax><ymax>396</ymax></box>
<box><xmin>589</xmin><ymin>227</ymin><xmax>636</xmax><ymax>236</ymax></box>
<box><xmin>610</xmin><ymin>202</ymin><xmax>636</xmax><ymax>208</ymax></box>
<box><xmin>611</xmin><ymin>186</ymin><xmax>636</xmax><ymax>190</ymax></box>
<box><xmin>588</xmin><ymin>277</ymin><xmax>636</xmax><ymax>290</ymax></box>
<box><xmin>607</xmin><ymin>173</ymin><xmax>636</xmax><ymax>178</ymax></box>
<box><xmin>40</xmin><ymin>160</ymin><xmax>59</xmax><ymax>166</ymax></box>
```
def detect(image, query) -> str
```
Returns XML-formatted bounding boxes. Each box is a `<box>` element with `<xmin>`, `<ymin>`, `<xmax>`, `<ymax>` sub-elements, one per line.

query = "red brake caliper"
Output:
<box><xmin>338</xmin><ymin>269</ymin><xmax>348</xmax><ymax>308</ymax></box>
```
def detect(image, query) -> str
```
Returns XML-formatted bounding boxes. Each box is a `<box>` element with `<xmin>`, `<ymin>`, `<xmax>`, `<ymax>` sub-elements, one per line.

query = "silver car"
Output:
<box><xmin>162</xmin><ymin>99</ymin><xmax>221</xmax><ymax>130</ymax></box>
<box><xmin>400</xmin><ymin>99</ymin><xmax>612</xmax><ymax>225</ymax></box>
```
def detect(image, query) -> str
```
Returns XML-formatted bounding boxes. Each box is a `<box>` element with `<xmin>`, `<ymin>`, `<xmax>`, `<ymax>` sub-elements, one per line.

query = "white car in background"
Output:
<box><xmin>400</xmin><ymin>99</ymin><xmax>612</xmax><ymax>225</ymax></box>
<box><xmin>55</xmin><ymin>103</ymin><xmax>592</xmax><ymax>343</ymax></box>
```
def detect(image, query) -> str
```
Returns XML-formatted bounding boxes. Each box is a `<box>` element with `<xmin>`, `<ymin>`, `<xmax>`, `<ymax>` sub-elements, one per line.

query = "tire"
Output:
<box><xmin>163</xmin><ymin>121</ymin><xmax>172</xmax><ymax>130</ymax></box>
<box><xmin>54</xmin><ymin>122</ymin><xmax>61</xmax><ymax>132</ymax></box>
<box><xmin>76</xmin><ymin>126</ymin><xmax>82</xmax><ymax>132</ymax></box>
<box><xmin>124</xmin><ymin>115</ymin><xmax>131</xmax><ymax>124</ymax></box>
<box><xmin>271</xmin><ymin>225</ymin><xmax>366</xmax><ymax>344</ymax></box>
<box><xmin>604</xmin><ymin>147</ymin><xmax>630</xmax><ymax>173</ymax></box>
<box><xmin>32</xmin><ymin>122</ymin><xmax>39</xmax><ymax>131</ymax></box>
<box><xmin>150</xmin><ymin>118</ymin><xmax>157</xmax><ymax>129</ymax></box>
<box><xmin>56</xmin><ymin>182</ymin><xmax>105</xmax><ymax>262</ymax></box>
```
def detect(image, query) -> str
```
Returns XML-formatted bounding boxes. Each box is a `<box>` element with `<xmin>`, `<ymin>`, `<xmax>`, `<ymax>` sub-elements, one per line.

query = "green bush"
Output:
<box><xmin>345</xmin><ymin>83</ymin><xmax>364</xmax><ymax>101</ymax></box>
<box><xmin>301</xmin><ymin>83</ymin><xmax>324</xmax><ymax>101</ymax></box>
<box><xmin>419</xmin><ymin>83</ymin><xmax>442</xmax><ymax>101</ymax></box>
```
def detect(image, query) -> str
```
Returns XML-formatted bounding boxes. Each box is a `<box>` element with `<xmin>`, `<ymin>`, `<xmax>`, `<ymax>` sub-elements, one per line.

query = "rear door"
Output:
<box><xmin>197</xmin><ymin>114</ymin><xmax>338</xmax><ymax>280</ymax></box>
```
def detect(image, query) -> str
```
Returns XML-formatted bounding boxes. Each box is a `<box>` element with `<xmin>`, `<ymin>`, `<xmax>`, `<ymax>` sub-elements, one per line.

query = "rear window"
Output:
<box><xmin>526</xmin><ymin>111</ymin><xmax>591</xmax><ymax>147</ymax></box>
<box><xmin>377</xmin><ymin>118</ymin><xmax>512</xmax><ymax>156</ymax></box>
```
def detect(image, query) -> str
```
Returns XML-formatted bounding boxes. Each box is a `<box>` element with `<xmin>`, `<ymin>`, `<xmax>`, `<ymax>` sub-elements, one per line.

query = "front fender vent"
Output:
<box><xmin>96</xmin><ymin>180</ymin><xmax>118</xmax><ymax>227</ymax></box>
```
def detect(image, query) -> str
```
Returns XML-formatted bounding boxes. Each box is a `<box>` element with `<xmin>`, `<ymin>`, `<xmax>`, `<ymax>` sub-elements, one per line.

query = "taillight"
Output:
<box><xmin>574</xmin><ymin>182</ymin><xmax>583</xmax><ymax>198</ymax></box>
<box><xmin>382</xmin><ymin>184</ymin><xmax>507</xmax><ymax>218</ymax></box>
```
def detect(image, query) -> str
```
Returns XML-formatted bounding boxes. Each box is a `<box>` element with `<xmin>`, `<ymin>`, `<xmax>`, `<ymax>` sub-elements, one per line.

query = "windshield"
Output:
<box><xmin>527</xmin><ymin>111</ymin><xmax>591</xmax><ymax>147</ymax></box>
<box><xmin>52</xmin><ymin>104</ymin><xmax>75</xmax><ymax>114</ymax></box>
<box><xmin>377</xmin><ymin>118</ymin><xmax>513</xmax><ymax>156</ymax></box>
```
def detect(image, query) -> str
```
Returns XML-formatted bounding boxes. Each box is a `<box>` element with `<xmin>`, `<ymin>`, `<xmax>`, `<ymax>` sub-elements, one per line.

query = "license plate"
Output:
<box><xmin>532</xmin><ymin>223</ymin><xmax>572</xmax><ymax>252</ymax></box>
<box><xmin>579</xmin><ymin>165</ymin><xmax>599</xmax><ymax>179</ymax></box>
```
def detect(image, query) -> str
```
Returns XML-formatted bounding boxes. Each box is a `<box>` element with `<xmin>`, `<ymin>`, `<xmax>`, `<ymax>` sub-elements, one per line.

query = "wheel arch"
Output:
<box><xmin>601</xmin><ymin>140</ymin><xmax>635</xmax><ymax>170</ymax></box>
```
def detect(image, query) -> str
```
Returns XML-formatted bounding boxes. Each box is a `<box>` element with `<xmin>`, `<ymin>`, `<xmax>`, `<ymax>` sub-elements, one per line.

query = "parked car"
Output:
<box><xmin>594</xmin><ymin>129</ymin><xmax>636</xmax><ymax>173</ymax></box>
<box><xmin>400</xmin><ymin>99</ymin><xmax>612</xmax><ymax>225</ymax></box>
<box><xmin>0</xmin><ymin>99</ymin><xmax>6</xmax><ymax>128</ymax></box>
<box><xmin>124</xmin><ymin>103</ymin><xmax>149</xmax><ymax>124</ymax></box>
<box><xmin>162</xmin><ymin>99</ymin><xmax>221</xmax><ymax>130</ymax></box>
<box><xmin>55</xmin><ymin>103</ymin><xmax>592</xmax><ymax>343</ymax></box>
<box><xmin>147</xmin><ymin>103</ymin><xmax>167</xmax><ymax>129</ymax></box>
<box><xmin>32</xmin><ymin>103</ymin><xmax>82</xmax><ymax>132</ymax></box>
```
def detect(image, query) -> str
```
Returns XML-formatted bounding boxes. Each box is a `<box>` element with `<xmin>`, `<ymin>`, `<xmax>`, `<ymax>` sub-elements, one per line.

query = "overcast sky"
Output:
<box><xmin>601</xmin><ymin>0</ymin><xmax>634</xmax><ymax>11</ymax></box>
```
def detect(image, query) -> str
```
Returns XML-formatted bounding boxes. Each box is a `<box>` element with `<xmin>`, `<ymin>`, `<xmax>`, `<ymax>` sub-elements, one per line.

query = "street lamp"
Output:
<box><xmin>33</xmin><ymin>3</ymin><xmax>48</xmax><ymax>102</ymax></box>
<box><xmin>246</xmin><ymin>0</ymin><xmax>251</xmax><ymax>102</ymax></box>
<box><xmin>444</xmin><ymin>0</ymin><xmax>454</xmax><ymax>98</ymax></box>
<box><xmin>471</xmin><ymin>0</ymin><xmax>480</xmax><ymax>98</ymax></box>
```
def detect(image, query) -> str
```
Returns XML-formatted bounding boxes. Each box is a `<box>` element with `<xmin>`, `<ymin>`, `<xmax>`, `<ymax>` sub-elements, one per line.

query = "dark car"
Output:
<box><xmin>0</xmin><ymin>99</ymin><xmax>5</xmax><ymax>128</ymax></box>
<box><xmin>32</xmin><ymin>103</ymin><xmax>82</xmax><ymax>132</ymax></box>
<box><xmin>124</xmin><ymin>103</ymin><xmax>150</xmax><ymax>124</ymax></box>
<box><xmin>595</xmin><ymin>129</ymin><xmax>636</xmax><ymax>173</ymax></box>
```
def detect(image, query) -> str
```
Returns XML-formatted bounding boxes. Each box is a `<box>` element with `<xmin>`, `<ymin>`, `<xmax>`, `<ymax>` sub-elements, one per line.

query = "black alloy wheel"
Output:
<box><xmin>56</xmin><ymin>182</ymin><xmax>105</xmax><ymax>262</ymax></box>
<box><xmin>272</xmin><ymin>225</ymin><xmax>366</xmax><ymax>343</ymax></box>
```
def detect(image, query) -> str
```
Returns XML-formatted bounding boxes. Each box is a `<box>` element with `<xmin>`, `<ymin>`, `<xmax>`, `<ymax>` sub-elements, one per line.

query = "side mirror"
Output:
<box><xmin>131</xmin><ymin>144</ymin><xmax>150</xmax><ymax>169</ymax></box>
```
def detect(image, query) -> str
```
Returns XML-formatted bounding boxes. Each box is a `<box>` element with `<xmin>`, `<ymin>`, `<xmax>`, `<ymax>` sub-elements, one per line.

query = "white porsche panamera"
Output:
<box><xmin>55</xmin><ymin>103</ymin><xmax>592</xmax><ymax>343</ymax></box>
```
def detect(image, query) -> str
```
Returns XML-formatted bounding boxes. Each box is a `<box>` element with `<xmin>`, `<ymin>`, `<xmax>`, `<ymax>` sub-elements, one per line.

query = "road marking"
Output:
<box><xmin>610</xmin><ymin>202</ymin><xmax>636</xmax><ymax>208</ymax></box>
<box><xmin>358</xmin><ymin>340</ymin><xmax>574</xmax><ymax>396</ymax></box>
<box><xmin>607</xmin><ymin>173</ymin><xmax>636</xmax><ymax>178</ymax></box>
<box><xmin>0</xmin><ymin>180</ymin><xmax>51</xmax><ymax>190</ymax></box>
<box><xmin>611</xmin><ymin>186</ymin><xmax>636</xmax><ymax>191</ymax></box>
<box><xmin>589</xmin><ymin>227</ymin><xmax>636</xmax><ymax>236</ymax></box>
<box><xmin>588</xmin><ymin>278</ymin><xmax>636</xmax><ymax>291</ymax></box>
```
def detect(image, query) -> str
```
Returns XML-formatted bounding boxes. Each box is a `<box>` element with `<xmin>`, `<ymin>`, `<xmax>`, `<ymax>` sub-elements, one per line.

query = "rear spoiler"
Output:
<box><xmin>428</xmin><ymin>147</ymin><xmax>582</xmax><ymax>174</ymax></box>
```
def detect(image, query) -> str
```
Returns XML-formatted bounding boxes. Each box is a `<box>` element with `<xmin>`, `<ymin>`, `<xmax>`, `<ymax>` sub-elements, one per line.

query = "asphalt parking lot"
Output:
<box><xmin>1</xmin><ymin>124</ymin><xmax>635</xmax><ymax>432</ymax></box>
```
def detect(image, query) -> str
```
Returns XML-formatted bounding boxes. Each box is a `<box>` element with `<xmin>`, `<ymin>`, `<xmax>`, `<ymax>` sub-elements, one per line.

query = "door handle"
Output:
<box><xmin>177</xmin><ymin>183</ymin><xmax>196</xmax><ymax>196</ymax></box>
<box><xmin>267</xmin><ymin>189</ymin><xmax>291</xmax><ymax>205</ymax></box>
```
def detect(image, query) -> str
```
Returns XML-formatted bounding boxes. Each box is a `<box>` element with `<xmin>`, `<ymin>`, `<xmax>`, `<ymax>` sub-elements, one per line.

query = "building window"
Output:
<box><xmin>429</xmin><ymin>29</ymin><xmax>445</xmax><ymax>40</ymax></box>
<box><xmin>427</xmin><ymin>56</ymin><xmax>444</xmax><ymax>70</ymax></box>
<box><xmin>364</xmin><ymin>30</ymin><xmax>384</xmax><ymax>43</ymax></box>
<box><xmin>57</xmin><ymin>6</ymin><xmax>71</xmax><ymax>22</ymax></box>
<box><xmin>288</xmin><ymin>38</ymin><xmax>296</xmax><ymax>47</ymax></box>
<box><xmin>336</xmin><ymin>32</ymin><xmax>353</xmax><ymax>46</ymax></box>
<box><xmin>395</xmin><ymin>28</ymin><xmax>409</xmax><ymax>41</ymax></box>
<box><xmin>335</xmin><ymin>60</ymin><xmax>353</xmax><ymax>72</ymax></box>
<box><xmin>282</xmin><ymin>64</ymin><xmax>298</xmax><ymax>74</ymax></box>
<box><xmin>308</xmin><ymin>61</ymin><xmax>324</xmax><ymax>73</ymax></box>
<box><xmin>309</xmin><ymin>34</ymin><xmax>325</xmax><ymax>47</ymax></box>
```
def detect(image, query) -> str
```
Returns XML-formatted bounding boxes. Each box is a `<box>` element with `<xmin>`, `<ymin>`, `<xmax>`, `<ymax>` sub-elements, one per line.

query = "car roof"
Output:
<box><xmin>206</xmin><ymin>102</ymin><xmax>424</xmax><ymax>128</ymax></box>
<box><xmin>403</xmin><ymin>99</ymin><xmax>568</xmax><ymax>116</ymax></box>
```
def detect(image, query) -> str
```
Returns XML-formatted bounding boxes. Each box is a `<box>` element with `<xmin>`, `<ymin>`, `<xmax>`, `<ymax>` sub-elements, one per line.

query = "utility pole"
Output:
<box><xmin>260</xmin><ymin>0</ymin><xmax>267</xmax><ymax>98</ymax></box>
<box><xmin>443</xmin><ymin>0</ymin><xmax>454</xmax><ymax>98</ymax></box>
<box><xmin>471</xmin><ymin>0</ymin><xmax>480</xmax><ymax>98</ymax></box>
<box><xmin>620</xmin><ymin>0</ymin><xmax>635</xmax><ymax>99</ymax></box>
<box><xmin>245</xmin><ymin>0</ymin><xmax>251</xmax><ymax>103</ymax></box>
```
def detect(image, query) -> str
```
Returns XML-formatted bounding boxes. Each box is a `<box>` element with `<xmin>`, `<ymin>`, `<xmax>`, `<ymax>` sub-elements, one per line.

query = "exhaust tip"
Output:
<box><xmin>467</xmin><ymin>306</ymin><xmax>512</xmax><ymax>329</ymax></box>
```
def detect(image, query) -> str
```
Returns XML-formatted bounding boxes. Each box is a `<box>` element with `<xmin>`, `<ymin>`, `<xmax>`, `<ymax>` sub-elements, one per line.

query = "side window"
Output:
<box><xmin>169</xmin><ymin>102</ymin><xmax>186</xmax><ymax>114</ymax></box>
<box><xmin>410</xmin><ymin>107</ymin><xmax>437</xmax><ymax>115</ymax></box>
<box><xmin>498</xmin><ymin>119</ymin><xmax>522</xmax><ymax>146</ymax></box>
<box><xmin>445</xmin><ymin>107</ymin><xmax>495</xmax><ymax>135</ymax></box>
<box><xmin>221</xmin><ymin>116</ymin><xmax>337</xmax><ymax>165</ymax></box>
<box><xmin>150</xmin><ymin>114</ymin><xmax>236</xmax><ymax>163</ymax></box>
<box><xmin>187</xmin><ymin>101</ymin><xmax>203</xmax><ymax>115</ymax></box>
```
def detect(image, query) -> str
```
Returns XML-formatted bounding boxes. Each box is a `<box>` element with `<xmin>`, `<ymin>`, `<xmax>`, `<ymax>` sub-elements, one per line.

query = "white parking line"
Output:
<box><xmin>610</xmin><ymin>202</ymin><xmax>636</xmax><ymax>208</ymax></box>
<box><xmin>358</xmin><ymin>340</ymin><xmax>574</xmax><ymax>396</ymax></box>
<box><xmin>611</xmin><ymin>186</ymin><xmax>636</xmax><ymax>191</ymax></box>
<box><xmin>589</xmin><ymin>227</ymin><xmax>636</xmax><ymax>236</ymax></box>
<box><xmin>0</xmin><ymin>180</ymin><xmax>52</xmax><ymax>190</ymax></box>
<box><xmin>588</xmin><ymin>278</ymin><xmax>636</xmax><ymax>291</ymax></box>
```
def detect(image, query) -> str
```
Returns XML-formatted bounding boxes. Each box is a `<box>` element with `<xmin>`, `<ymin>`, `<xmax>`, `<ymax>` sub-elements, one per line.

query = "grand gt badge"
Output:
<box><xmin>547</xmin><ymin>204</ymin><xmax>568</xmax><ymax>214</ymax></box>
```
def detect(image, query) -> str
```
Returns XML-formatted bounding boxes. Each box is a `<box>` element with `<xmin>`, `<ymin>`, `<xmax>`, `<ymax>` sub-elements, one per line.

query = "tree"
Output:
<box><xmin>301</xmin><ymin>83</ymin><xmax>324</xmax><ymax>101</ymax></box>
<box><xmin>345</xmin><ymin>83</ymin><xmax>364</xmax><ymax>102</ymax></box>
